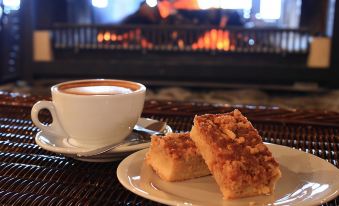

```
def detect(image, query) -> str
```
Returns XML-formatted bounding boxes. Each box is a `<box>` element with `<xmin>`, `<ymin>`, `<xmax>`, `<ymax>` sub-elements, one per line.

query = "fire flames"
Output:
<box><xmin>158</xmin><ymin>0</ymin><xmax>200</xmax><ymax>18</ymax></box>
<box><xmin>96</xmin><ymin>0</ymin><xmax>235</xmax><ymax>51</ymax></box>
<box><xmin>97</xmin><ymin>28</ymin><xmax>232</xmax><ymax>51</ymax></box>
<box><xmin>97</xmin><ymin>29</ymin><xmax>153</xmax><ymax>49</ymax></box>
<box><xmin>192</xmin><ymin>29</ymin><xmax>231</xmax><ymax>51</ymax></box>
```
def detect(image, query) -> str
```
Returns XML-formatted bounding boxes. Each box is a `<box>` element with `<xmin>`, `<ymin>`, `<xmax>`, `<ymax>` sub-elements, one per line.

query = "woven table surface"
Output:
<box><xmin>0</xmin><ymin>91</ymin><xmax>337</xmax><ymax>205</ymax></box>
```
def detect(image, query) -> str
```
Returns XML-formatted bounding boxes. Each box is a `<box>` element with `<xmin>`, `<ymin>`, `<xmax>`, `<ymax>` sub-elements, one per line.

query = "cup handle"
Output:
<box><xmin>31</xmin><ymin>100</ymin><xmax>68</xmax><ymax>137</ymax></box>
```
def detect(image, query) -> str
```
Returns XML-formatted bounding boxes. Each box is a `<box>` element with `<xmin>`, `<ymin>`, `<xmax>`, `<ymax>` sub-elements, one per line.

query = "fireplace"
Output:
<box><xmin>18</xmin><ymin>0</ymin><xmax>339</xmax><ymax>88</ymax></box>
<box><xmin>53</xmin><ymin>25</ymin><xmax>310</xmax><ymax>57</ymax></box>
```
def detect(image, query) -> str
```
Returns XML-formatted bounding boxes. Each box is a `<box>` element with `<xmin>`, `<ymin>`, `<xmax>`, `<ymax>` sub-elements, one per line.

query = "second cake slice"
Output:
<box><xmin>190</xmin><ymin>109</ymin><xmax>281</xmax><ymax>199</ymax></box>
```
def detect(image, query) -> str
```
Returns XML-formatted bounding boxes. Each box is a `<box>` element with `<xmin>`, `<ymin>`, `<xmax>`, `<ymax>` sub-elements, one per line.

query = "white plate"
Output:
<box><xmin>35</xmin><ymin>118</ymin><xmax>172</xmax><ymax>162</ymax></box>
<box><xmin>117</xmin><ymin>143</ymin><xmax>339</xmax><ymax>206</ymax></box>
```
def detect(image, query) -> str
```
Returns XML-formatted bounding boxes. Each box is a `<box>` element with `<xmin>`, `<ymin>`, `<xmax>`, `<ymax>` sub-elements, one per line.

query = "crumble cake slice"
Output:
<box><xmin>190</xmin><ymin>109</ymin><xmax>281</xmax><ymax>199</ymax></box>
<box><xmin>145</xmin><ymin>132</ymin><xmax>210</xmax><ymax>181</ymax></box>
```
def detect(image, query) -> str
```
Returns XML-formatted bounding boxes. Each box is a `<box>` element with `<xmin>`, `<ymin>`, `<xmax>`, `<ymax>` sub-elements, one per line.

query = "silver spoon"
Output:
<box><xmin>76</xmin><ymin>121</ymin><xmax>166</xmax><ymax>157</ymax></box>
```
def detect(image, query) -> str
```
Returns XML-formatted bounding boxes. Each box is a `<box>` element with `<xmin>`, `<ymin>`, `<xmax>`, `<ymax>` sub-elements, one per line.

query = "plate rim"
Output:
<box><xmin>117</xmin><ymin>143</ymin><xmax>339</xmax><ymax>206</ymax></box>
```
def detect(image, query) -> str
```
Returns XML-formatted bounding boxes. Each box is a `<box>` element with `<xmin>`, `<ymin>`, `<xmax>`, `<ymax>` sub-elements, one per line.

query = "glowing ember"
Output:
<box><xmin>97</xmin><ymin>33</ymin><xmax>104</xmax><ymax>43</ymax></box>
<box><xmin>97</xmin><ymin>30</ymin><xmax>153</xmax><ymax>48</ymax></box>
<box><xmin>104</xmin><ymin>31</ymin><xmax>110</xmax><ymax>41</ymax></box>
<box><xmin>178</xmin><ymin>39</ymin><xmax>184</xmax><ymax>49</ymax></box>
<box><xmin>111</xmin><ymin>33</ymin><xmax>117</xmax><ymax>41</ymax></box>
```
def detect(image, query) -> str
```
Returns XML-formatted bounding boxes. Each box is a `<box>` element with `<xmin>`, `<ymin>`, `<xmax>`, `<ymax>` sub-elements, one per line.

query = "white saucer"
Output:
<box><xmin>117</xmin><ymin>143</ymin><xmax>339</xmax><ymax>206</ymax></box>
<box><xmin>35</xmin><ymin>118</ymin><xmax>172</xmax><ymax>162</ymax></box>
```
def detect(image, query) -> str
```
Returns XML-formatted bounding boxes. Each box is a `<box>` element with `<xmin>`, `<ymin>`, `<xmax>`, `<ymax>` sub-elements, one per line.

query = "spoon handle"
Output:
<box><xmin>133</xmin><ymin>124</ymin><xmax>164</xmax><ymax>136</ymax></box>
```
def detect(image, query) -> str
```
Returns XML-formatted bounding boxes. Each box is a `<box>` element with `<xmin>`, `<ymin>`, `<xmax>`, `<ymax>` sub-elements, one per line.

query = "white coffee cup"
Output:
<box><xmin>31</xmin><ymin>79</ymin><xmax>146</xmax><ymax>148</ymax></box>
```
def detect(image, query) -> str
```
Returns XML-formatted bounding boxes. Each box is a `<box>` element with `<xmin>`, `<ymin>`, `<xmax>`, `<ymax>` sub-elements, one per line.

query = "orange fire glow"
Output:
<box><xmin>97</xmin><ymin>33</ymin><xmax>104</xmax><ymax>43</ymax></box>
<box><xmin>104</xmin><ymin>31</ymin><xmax>110</xmax><ymax>41</ymax></box>
<box><xmin>158</xmin><ymin>0</ymin><xmax>200</xmax><ymax>18</ymax></box>
<box><xmin>192</xmin><ymin>29</ymin><xmax>231</xmax><ymax>51</ymax></box>
<box><xmin>97</xmin><ymin>30</ymin><xmax>153</xmax><ymax>48</ymax></box>
<box><xmin>97</xmin><ymin>29</ymin><xmax>232</xmax><ymax>51</ymax></box>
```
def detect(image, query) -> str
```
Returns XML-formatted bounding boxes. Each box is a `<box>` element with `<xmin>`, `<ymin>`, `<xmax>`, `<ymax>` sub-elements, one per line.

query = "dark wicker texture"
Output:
<box><xmin>0</xmin><ymin>92</ymin><xmax>337</xmax><ymax>206</ymax></box>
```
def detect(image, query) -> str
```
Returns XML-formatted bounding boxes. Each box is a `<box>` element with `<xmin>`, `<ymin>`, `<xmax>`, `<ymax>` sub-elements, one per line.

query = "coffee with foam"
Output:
<box><xmin>62</xmin><ymin>86</ymin><xmax>133</xmax><ymax>95</ymax></box>
<box><xmin>57</xmin><ymin>80</ymin><xmax>140</xmax><ymax>95</ymax></box>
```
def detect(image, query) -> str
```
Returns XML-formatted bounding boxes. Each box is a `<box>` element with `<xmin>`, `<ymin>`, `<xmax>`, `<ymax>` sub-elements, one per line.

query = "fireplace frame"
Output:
<box><xmin>20</xmin><ymin>0</ymin><xmax>339</xmax><ymax>89</ymax></box>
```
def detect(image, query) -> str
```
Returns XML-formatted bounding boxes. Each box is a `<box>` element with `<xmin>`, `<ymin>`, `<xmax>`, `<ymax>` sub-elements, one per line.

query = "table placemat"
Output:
<box><xmin>0</xmin><ymin>92</ymin><xmax>337</xmax><ymax>205</ymax></box>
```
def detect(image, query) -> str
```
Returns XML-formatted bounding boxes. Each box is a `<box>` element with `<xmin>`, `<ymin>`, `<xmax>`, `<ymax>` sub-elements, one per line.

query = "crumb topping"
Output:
<box><xmin>150</xmin><ymin>133</ymin><xmax>200</xmax><ymax>160</ymax></box>
<box><xmin>193</xmin><ymin>109</ymin><xmax>280</xmax><ymax>187</ymax></box>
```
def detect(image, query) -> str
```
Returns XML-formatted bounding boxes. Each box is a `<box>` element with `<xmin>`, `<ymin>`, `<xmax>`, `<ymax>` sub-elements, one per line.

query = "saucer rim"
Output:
<box><xmin>35</xmin><ymin>117</ymin><xmax>171</xmax><ymax>156</ymax></box>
